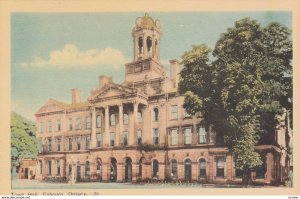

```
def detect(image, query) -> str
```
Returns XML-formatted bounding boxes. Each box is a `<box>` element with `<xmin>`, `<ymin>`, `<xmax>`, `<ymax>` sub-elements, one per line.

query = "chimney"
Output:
<box><xmin>71</xmin><ymin>88</ymin><xmax>81</xmax><ymax>104</ymax></box>
<box><xmin>170</xmin><ymin>59</ymin><xmax>180</xmax><ymax>88</ymax></box>
<box><xmin>99</xmin><ymin>75</ymin><xmax>112</xmax><ymax>88</ymax></box>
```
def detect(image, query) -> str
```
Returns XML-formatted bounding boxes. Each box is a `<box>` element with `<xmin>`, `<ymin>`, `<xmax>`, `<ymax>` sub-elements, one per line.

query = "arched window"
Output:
<box><xmin>110</xmin><ymin>114</ymin><xmax>116</xmax><ymax>126</ymax></box>
<box><xmin>123</xmin><ymin>113</ymin><xmax>129</xmax><ymax>125</ymax></box>
<box><xmin>96</xmin><ymin>160</ymin><xmax>102</xmax><ymax>175</ymax></box>
<box><xmin>68</xmin><ymin>164</ymin><xmax>72</xmax><ymax>176</ymax></box>
<box><xmin>171</xmin><ymin>159</ymin><xmax>177</xmax><ymax>177</ymax></box>
<box><xmin>147</xmin><ymin>36</ymin><xmax>152</xmax><ymax>52</ymax></box>
<box><xmin>153</xmin><ymin>159</ymin><xmax>159</xmax><ymax>177</ymax></box>
<box><xmin>96</xmin><ymin>115</ymin><xmax>102</xmax><ymax>128</ymax></box>
<box><xmin>199</xmin><ymin>159</ymin><xmax>206</xmax><ymax>177</ymax></box>
<box><xmin>153</xmin><ymin>108</ymin><xmax>159</xmax><ymax>122</ymax></box>
<box><xmin>85</xmin><ymin>161</ymin><xmax>90</xmax><ymax>176</ymax></box>
<box><xmin>56</xmin><ymin>160</ymin><xmax>60</xmax><ymax>176</ymax></box>
<box><xmin>39</xmin><ymin>160</ymin><xmax>43</xmax><ymax>174</ymax></box>
<box><xmin>138</xmin><ymin>37</ymin><xmax>143</xmax><ymax>54</ymax></box>
<box><xmin>48</xmin><ymin>160</ymin><xmax>52</xmax><ymax>175</ymax></box>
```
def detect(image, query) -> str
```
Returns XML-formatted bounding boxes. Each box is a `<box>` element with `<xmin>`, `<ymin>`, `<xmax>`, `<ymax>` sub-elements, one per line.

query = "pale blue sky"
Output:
<box><xmin>11</xmin><ymin>12</ymin><xmax>291</xmax><ymax>120</ymax></box>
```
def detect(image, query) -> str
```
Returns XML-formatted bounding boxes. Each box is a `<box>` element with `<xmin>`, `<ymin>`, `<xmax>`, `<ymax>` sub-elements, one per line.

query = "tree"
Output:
<box><xmin>11</xmin><ymin>112</ymin><xmax>41</xmax><ymax>173</ymax></box>
<box><xmin>179</xmin><ymin>18</ymin><xmax>292</xmax><ymax>186</ymax></box>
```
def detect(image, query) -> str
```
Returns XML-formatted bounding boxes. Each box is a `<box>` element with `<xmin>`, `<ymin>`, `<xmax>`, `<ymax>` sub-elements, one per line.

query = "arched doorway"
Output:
<box><xmin>96</xmin><ymin>159</ymin><xmax>102</xmax><ymax>180</ymax></box>
<box><xmin>76</xmin><ymin>161</ymin><xmax>81</xmax><ymax>181</ymax></box>
<box><xmin>184</xmin><ymin>159</ymin><xmax>192</xmax><ymax>182</ymax></box>
<box><xmin>125</xmin><ymin>157</ymin><xmax>132</xmax><ymax>182</ymax></box>
<box><xmin>152</xmin><ymin>159</ymin><xmax>159</xmax><ymax>177</ymax></box>
<box><xmin>110</xmin><ymin>158</ymin><xmax>117</xmax><ymax>182</ymax></box>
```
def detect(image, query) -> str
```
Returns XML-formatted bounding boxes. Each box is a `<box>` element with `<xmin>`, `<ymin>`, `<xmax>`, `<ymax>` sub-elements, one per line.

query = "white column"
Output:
<box><xmin>91</xmin><ymin>107</ymin><xmax>96</xmax><ymax>148</ymax></box>
<box><xmin>118</xmin><ymin>104</ymin><xmax>123</xmax><ymax>146</ymax></box>
<box><xmin>105</xmin><ymin>106</ymin><xmax>110</xmax><ymax>147</ymax></box>
<box><xmin>133</xmin><ymin>102</ymin><xmax>138</xmax><ymax>145</ymax></box>
<box><xmin>143</xmin><ymin>35</ymin><xmax>147</xmax><ymax>57</ymax></box>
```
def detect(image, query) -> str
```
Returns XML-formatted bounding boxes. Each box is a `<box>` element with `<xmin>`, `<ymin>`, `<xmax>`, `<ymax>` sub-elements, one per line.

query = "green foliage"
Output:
<box><xmin>179</xmin><ymin>18</ymin><xmax>292</xmax><ymax>183</ymax></box>
<box><xmin>11</xmin><ymin>112</ymin><xmax>40</xmax><ymax>170</ymax></box>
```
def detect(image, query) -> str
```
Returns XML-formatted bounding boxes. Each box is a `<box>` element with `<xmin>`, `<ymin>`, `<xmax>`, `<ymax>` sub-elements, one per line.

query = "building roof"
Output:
<box><xmin>135</xmin><ymin>13</ymin><xmax>160</xmax><ymax>30</ymax></box>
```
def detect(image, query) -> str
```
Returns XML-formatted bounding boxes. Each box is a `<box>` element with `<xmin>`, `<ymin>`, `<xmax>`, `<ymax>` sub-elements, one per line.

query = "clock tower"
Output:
<box><xmin>125</xmin><ymin>13</ymin><xmax>167</xmax><ymax>86</ymax></box>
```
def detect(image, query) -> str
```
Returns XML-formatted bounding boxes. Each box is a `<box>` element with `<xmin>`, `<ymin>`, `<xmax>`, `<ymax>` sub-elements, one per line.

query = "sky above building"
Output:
<box><xmin>11</xmin><ymin>12</ymin><xmax>291</xmax><ymax>120</ymax></box>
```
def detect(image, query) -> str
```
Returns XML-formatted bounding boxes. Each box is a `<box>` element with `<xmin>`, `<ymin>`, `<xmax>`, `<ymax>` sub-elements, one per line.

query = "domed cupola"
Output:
<box><xmin>134</xmin><ymin>13</ymin><xmax>160</xmax><ymax>30</ymax></box>
<box><xmin>132</xmin><ymin>13</ymin><xmax>161</xmax><ymax>62</ymax></box>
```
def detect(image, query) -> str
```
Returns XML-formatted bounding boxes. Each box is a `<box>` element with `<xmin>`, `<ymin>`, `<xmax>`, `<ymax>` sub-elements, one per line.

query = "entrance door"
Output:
<box><xmin>76</xmin><ymin>165</ymin><xmax>81</xmax><ymax>181</ymax></box>
<box><xmin>25</xmin><ymin>168</ymin><xmax>29</xmax><ymax>179</ymax></box>
<box><xmin>125</xmin><ymin>158</ymin><xmax>132</xmax><ymax>182</ymax></box>
<box><xmin>184</xmin><ymin>159</ymin><xmax>192</xmax><ymax>182</ymax></box>
<box><xmin>110</xmin><ymin>158</ymin><xmax>117</xmax><ymax>182</ymax></box>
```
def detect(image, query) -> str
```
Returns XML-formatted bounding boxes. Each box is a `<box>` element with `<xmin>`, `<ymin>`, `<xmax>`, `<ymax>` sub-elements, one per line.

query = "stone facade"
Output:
<box><xmin>35</xmin><ymin>13</ymin><xmax>291</xmax><ymax>184</ymax></box>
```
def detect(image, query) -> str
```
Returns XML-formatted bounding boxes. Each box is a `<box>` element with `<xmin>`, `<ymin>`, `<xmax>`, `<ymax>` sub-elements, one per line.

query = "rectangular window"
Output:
<box><xmin>122</xmin><ymin>131</ymin><xmax>128</xmax><ymax>146</ymax></box>
<box><xmin>48</xmin><ymin>138</ymin><xmax>52</xmax><ymax>152</ymax></box>
<box><xmin>48</xmin><ymin>121</ymin><xmax>52</xmax><ymax>132</ymax></box>
<box><xmin>56</xmin><ymin>160</ymin><xmax>60</xmax><ymax>176</ymax></box>
<box><xmin>86</xmin><ymin>135</ymin><xmax>90</xmax><ymax>150</ymax></box>
<box><xmin>123</xmin><ymin>113</ymin><xmax>129</xmax><ymax>125</ymax></box>
<box><xmin>137</xmin><ymin>111</ymin><xmax>142</xmax><ymax>123</ymax></box>
<box><xmin>199</xmin><ymin>126</ymin><xmax>207</xmax><ymax>144</ymax></box>
<box><xmin>40</xmin><ymin>122</ymin><xmax>44</xmax><ymax>133</ymax></box>
<box><xmin>96</xmin><ymin>133</ymin><xmax>102</xmax><ymax>147</ymax></box>
<box><xmin>137</xmin><ymin>129</ymin><xmax>142</xmax><ymax>145</ymax></box>
<box><xmin>56</xmin><ymin>138</ymin><xmax>61</xmax><ymax>151</ymax></box>
<box><xmin>170</xmin><ymin>105</ymin><xmax>178</xmax><ymax>120</ymax></box>
<box><xmin>110</xmin><ymin>114</ymin><xmax>116</xmax><ymax>126</ymax></box>
<box><xmin>110</xmin><ymin>132</ymin><xmax>115</xmax><ymax>146</ymax></box>
<box><xmin>153</xmin><ymin>128</ymin><xmax>159</xmax><ymax>145</ymax></box>
<box><xmin>76</xmin><ymin>136</ymin><xmax>81</xmax><ymax>150</ymax></box>
<box><xmin>171</xmin><ymin>129</ymin><xmax>178</xmax><ymax>146</ymax></box>
<box><xmin>76</xmin><ymin>117</ymin><xmax>82</xmax><ymax>130</ymax></box>
<box><xmin>216</xmin><ymin>157</ymin><xmax>225</xmax><ymax>177</ymax></box>
<box><xmin>56</xmin><ymin>119</ymin><xmax>61</xmax><ymax>132</ymax></box>
<box><xmin>96</xmin><ymin>115</ymin><xmax>102</xmax><ymax>128</ymax></box>
<box><xmin>86</xmin><ymin>116</ymin><xmax>91</xmax><ymax>129</ymax></box>
<box><xmin>68</xmin><ymin>137</ymin><xmax>72</xmax><ymax>151</ymax></box>
<box><xmin>184</xmin><ymin>127</ymin><xmax>192</xmax><ymax>145</ymax></box>
<box><xmin>68</xmin><ymin>119</ymin><xmax>73</xmax><ymax>131</ymax></box>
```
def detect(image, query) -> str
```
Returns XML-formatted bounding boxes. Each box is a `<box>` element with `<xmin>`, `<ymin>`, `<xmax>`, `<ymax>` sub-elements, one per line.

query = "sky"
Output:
<box><xmin>11</xmin><ymin>12</ymin><xmax>291</xmax><ymax>121</ymax></box>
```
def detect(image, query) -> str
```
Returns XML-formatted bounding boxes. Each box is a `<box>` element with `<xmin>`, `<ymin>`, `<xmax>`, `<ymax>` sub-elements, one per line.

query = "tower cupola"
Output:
<box><xmin>132</xmin><ymin>13</ymin><xmax>161</xmax><ymax>61</ymax></box>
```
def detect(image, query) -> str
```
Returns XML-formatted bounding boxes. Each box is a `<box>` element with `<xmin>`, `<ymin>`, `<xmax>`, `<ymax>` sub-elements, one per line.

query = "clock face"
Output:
<box><xmin>155</xmin><ymin>20</ymin><xmax>160</xmax><ymax>28</ymax></box>
<box><xmin>136</xmin><ymin>17</ymin><xmax>142</xmax><ymax>26</ymax></box>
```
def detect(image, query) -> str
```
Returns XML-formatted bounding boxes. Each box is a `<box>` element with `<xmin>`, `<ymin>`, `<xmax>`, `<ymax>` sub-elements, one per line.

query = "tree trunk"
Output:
<box><xmin>242</xmin><ymin>169</ymin><xmax>252</xmax><ymax>187</ymax></box>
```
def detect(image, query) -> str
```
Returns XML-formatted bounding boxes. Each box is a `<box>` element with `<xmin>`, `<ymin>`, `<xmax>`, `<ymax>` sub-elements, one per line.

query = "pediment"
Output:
<box><xmin>35</xmin><ymin>99</ymin><xmax>66</xmax><ymax>115</ymax></box>
<box><xmin>89</xmin><ymin>83</ymin><xmax>137</xmax><ymax>102</ymax></box>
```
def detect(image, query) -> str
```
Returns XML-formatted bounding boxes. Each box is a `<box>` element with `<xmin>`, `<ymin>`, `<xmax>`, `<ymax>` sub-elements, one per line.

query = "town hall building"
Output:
<box><xmin>35</xmin><ymin>13</ymin><xmax>291</xmax><ymax>184</ymax></box>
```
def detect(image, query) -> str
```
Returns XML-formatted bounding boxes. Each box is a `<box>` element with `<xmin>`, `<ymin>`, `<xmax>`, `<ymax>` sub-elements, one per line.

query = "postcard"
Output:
<box><xmin>0</xmin><ymin>0</ymin><xmax>299</xmax><ymax>196</ymax></box>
